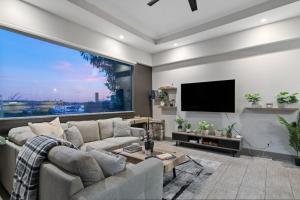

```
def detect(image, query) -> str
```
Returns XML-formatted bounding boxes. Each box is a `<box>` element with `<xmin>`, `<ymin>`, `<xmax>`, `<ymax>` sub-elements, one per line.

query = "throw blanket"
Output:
<box><xmin>10</xmin><ymin>135</ymin><xmax>76</xmax><ymax>200</ymax></box>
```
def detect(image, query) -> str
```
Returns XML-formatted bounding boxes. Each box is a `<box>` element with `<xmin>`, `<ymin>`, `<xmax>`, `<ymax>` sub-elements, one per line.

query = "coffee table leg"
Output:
<box><xmin>173</xmin><ymin>168</ymin><xmax>176</xmax><ymax>178</ymax></box>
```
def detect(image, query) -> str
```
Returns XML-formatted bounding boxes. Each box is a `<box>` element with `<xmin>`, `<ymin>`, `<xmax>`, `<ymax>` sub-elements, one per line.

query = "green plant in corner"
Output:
<box><xmin>244</xmin><ymin>93</ymin><xmax>261</xmax><ymax>104</ymax></box>
<box><xmin>0</xmin><ymin>136</ymin><xmax>6</xmax><ymax>145</ymax></box>
<box><xmin>175</xmin><ymin>115</ymin><xmax>185</xmax><ymax>131</ymax></box>
<box><xmin>278</xmin><ymin>112</ymin><xmax>300</xmax><ymax>166</ymax></box>
<box><xmin>277</xmin><ymin>91</ymin><xmax>299</xmax><ymax>105</ymax></box>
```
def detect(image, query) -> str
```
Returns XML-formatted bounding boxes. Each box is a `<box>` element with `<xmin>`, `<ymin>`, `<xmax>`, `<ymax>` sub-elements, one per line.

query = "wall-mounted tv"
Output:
<box><xmin>181</xmin><ymin>80</ymin><xmax>235</xmax><ymax>113</ymax></box>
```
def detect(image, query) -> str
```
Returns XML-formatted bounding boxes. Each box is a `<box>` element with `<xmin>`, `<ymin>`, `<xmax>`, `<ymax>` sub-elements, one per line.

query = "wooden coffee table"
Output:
<box><xmin>112</xmin><ymin>144</ymin><xmax>186</xmax><ymax>178</ymax></box>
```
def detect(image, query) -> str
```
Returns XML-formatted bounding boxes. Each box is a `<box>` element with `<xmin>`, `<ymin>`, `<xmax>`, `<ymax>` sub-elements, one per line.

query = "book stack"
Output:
<box><xmin>156</xmin><ymin>153</ymin><xmax>176</xmax><ymax>160</ymax></box>
<box><xmin>123</xmin><ymin>144</ymin><xmax>142</xmax><ymax>153</ymax></box>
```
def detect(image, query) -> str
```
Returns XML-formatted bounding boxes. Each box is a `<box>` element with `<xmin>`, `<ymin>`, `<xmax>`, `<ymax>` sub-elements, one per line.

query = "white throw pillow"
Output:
<box><xmin>113</xmin><ymin>121</ymin><xmax>131</xmax><ymax>137</ymax></box>
<box><xmin>28</xmin><ymin>117</ymin><xmax>64</xmax><ymax>138</ymax></box>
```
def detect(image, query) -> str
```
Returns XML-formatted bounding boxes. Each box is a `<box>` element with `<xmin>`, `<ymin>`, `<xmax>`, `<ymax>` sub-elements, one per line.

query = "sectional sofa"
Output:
<box><xmin>0</xmin><ymin>117</ymin><xmax>164</xmax><ymax>200</ymax></box>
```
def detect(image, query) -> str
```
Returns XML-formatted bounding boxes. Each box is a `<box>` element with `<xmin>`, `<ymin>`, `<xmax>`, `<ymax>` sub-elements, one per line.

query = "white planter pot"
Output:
<box><xmin>186</xmin><ymin>129</ymin><xmax>191</xmax><ymax>133</ymax></box>
<box><xmin>160</xmin><ymin>101</ymin><xmax>165</xmax><ymax>107</ymax></box>
<box><xmin>251</xmin><ymin>102</ymin><xmax>261</xmax><ymax>108</ymax></box>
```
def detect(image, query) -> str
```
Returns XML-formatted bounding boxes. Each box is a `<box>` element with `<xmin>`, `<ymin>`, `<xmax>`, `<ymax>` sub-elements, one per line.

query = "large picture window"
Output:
<box><xmin>0</xmin><ymin>29</ymin><xmax>133</xmax><ymax>118</ymax></box>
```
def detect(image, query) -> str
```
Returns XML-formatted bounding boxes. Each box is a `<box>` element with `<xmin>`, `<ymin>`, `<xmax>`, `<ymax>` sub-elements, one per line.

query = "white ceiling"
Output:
<box><xmin>84</xmin><ymin>0</ymin><xmax>267</xmax><ymax>39</ymax></box>
<box><xmin>22</xmin><ymin>0</ymin><xmax>300</xmax><ymax>53</ymax></box>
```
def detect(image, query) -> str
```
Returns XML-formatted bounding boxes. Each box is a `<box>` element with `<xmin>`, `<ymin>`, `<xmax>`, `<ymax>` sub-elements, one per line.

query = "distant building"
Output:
<box><xmin>95</xmin><ymin>92</ymin><xmax>99</xmax><ymax>102</ymax></box>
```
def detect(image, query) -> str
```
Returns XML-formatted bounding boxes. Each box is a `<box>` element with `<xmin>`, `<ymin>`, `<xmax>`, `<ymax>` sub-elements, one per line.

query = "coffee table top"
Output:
<box><xmin>112</xmin><ymin>143</ymin><xmax>186</xmax><ymax>172</ymax></box>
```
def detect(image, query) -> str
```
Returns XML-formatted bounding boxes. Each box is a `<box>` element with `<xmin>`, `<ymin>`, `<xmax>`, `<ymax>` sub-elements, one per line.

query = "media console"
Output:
<box><xmin>172</xmin><ymin>131</ymin><xmax>242</xmax><ymax>156</ymax></box>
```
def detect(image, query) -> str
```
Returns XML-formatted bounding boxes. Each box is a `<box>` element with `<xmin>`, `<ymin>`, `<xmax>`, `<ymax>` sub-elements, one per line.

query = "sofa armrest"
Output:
<box><xmin>130</xmin><ymin>127</ymin><xmax>145</xmax><ymax>138</ymax></box>
<box><xmin>71</xmin><ymin>158</ymin><xmax>163</xmax><ymax>200</ymax></box>
<box><xmin>39</xmin><ymin>162</ymin><xmax>84</xmax><ymax>200</ymax></box>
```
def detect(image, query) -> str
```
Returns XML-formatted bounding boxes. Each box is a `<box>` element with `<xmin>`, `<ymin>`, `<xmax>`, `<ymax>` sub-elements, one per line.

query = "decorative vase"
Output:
<box><xmin>186</xmin><ymin>128</ymin><xmax>191</xmax><ymax>133</ymax></box>
<box><xmin>160</xmin><ymin>101</ymin><xmax>165</xmax><ymax>107</ymax></box>
<box><xmin>178</xmin><ymin>125</ymin><xmax>183</xmax><ymax>132</ymax></box>
<box><xmin>251</xmin><ymin>102</ymin><xmax>261</xmax><ymax>108</ymax></box>
<box><xmin>144</xmin><ymin>140</ymin><xmax>154</xmax><ymax>155</ymax></box>
<box><xmin>226</xmin><ymin>132</ymin><xmax>232</xmax><ymax>138</ymax></box>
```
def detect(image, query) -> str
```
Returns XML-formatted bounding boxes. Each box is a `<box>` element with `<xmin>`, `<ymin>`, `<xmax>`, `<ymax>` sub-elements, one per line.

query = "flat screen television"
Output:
<box><xmin>181</xmin><ymin>80</ymin><xmax>235</xmax><ymax>112</ymax></box>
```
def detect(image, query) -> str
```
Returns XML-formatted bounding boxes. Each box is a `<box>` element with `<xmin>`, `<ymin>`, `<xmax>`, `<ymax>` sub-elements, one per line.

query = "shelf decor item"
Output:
<box><xmin>175</xmin><ymin>115</ymin><xmax>185</xmax><ymax>131</ymax></box>
<box><xmin>244</xmin><ymin>93</ymin><xmax>262</xmax><ymax>108</ymax></box>
<box><xmin>277</xmin><ymin>91</ymin><xmax>299</xmax><ymax>108</ymax></box>
<box><xmin>184</xmin><ymin>121</ymin><xmax>192</xmax><ymax>133</ymax></box>
<box><xmin>278</xmin><ymin>112</ymin><xmax>300</xmax><ymax>166</ymax></box>
<box><xmin>0</xmin><ymin>136</ymin><xmax>6</xmax><ymax>145</ymax></box>
<box><xmin>194</xmin><ymin>121</ymin><xmax>214</xmax><ymax>135</ymax></box>
<box><xmin>158</xmin><ymin>89</ymin><xmax>169</xmax><ymax>107</ymax></box>
<box><xmin>266</xmin><ymin>103</ymin><xmax>273</xmax><ymax>108</ymax></box>
<box><xmin>144</xmin><ymin>119</ymin><xmax>154</xmax><ymax>156</ymax></box>
<box><xmin>224</xmin><ymin>123</ymin><xmax>236</xmax><ymax>138</ymax></box>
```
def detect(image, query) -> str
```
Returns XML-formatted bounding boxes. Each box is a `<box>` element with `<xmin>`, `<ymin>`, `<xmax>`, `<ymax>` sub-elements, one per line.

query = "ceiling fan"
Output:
<box><xmin>147</xmin><ymin>0</ymin><xmax>198</xmax><ymax>12</ymax></box>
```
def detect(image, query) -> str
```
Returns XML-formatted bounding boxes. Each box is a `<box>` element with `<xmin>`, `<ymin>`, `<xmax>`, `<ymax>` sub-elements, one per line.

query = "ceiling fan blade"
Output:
<box><xmin>147</xmin><ymin>0</ymin><xmax>160</xmax><ymax>6</ymax></box>
<box><xmin>188</xmin><ymin>0</ymin><xmax>198</xmax><ymax>11</ymax></box>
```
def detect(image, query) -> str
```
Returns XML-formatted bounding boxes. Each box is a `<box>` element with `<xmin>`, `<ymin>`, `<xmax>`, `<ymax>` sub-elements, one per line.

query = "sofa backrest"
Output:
<box><xmin>97</xmin><ymin>118</ymin><xmax>122</xmax><ymax>139</ymax></box>
<box><xmin>67</xmin><ymin>121</ymin><xmax>100</xmax><ymax>143</ymax></box>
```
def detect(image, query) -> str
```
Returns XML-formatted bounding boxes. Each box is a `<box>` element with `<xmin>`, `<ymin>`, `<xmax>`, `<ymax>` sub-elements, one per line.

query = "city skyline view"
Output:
<box><xmin>0</xmin><ymin>28</ymin><xmax>111</xmax><ymax>103</ymax></box>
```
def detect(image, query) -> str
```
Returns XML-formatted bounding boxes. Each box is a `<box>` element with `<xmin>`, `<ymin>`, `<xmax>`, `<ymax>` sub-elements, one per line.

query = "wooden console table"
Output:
<box><xmin>172</xmin><ymin>131</ymin><xmax>242</xmax><ymax>156</ymax></box>
<box><xmin>125</xmin><ymin>117</ymin><xmax>166</xmax><ymax>140</ymax></box>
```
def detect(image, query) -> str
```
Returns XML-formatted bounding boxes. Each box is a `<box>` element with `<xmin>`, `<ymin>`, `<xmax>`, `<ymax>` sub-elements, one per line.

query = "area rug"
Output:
<box><xmin>163</xmin><ymin>156</ymin><xmax>220</xmax><ymax>200</ymax></box>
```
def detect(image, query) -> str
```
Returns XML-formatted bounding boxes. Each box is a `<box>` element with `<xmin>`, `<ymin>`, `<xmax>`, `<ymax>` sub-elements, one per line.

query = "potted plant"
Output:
<box><xmin>277</xmin><ymin>92</ymin><xmax>299</xmax><ymax>108</ymax></box>
<box><xmin>224</xmin><ymin>123</ymin><xmax>236</xmax><ymax>138</ymax></box>
<box><xmin>158</xmin><ymin>89</ymin><xmax>169</xmax><ymax>107</ymax></box>
<box><xmin>278</xmin><ymin>112</ymin><xmax>300</xmax><ymax>166</ymax></box>
<box><xmin>184</xmin><ymin>121</ymin><xmax>192</xmax><ymax>133</ymax></box>
<box><xmin>175</xmin><ymin>116</ymin><xmax>185</xmax><ymax>131</ymax></box>
<box><xmin>244</xmin><ymin>93</ymin><xmax>262</xmax><ymax>108</ymax></box>
<box><xmin>0</xmin><ymin>136</ymin><xmax>6</xmax><ymax>145</ymax></box>
<box><xmin>194</xmin><ymin>121</ymin><xmax>214</xmax><ymax>135</ymax></box>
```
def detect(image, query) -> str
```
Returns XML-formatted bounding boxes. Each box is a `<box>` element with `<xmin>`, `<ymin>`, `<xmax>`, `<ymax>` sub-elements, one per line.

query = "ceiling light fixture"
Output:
<box><xmin>173</xmin><ymin>43</ymin><xmax>178</xmax><ymax>47</ymax></box>
<box><xmin>260</xmin><ymin>18</ymin><xmax>267</xmax><ymax>23</ymax></box>
<box><xmin>119</xmin><ymin>35</ymin><xmax>125</xmax><ymax>39</ymax></box>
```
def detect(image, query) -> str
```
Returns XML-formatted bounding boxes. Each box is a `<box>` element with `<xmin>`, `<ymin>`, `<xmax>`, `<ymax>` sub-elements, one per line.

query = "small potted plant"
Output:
<box><xmin>245</xmin><ymin>93</ymin><xmax>262</xmax><ymax>108</ymax></box>
<box><xmin>194</xmin><ymin>121</ymin><xmax>214</xmax><ymax>135</ymax></box>
<box><xmin>277</xmin><ymin>92</ymin><xmax>299</xmax><ymax>108</ymax></box>
<box><xmin>158</xmin><ymin>89</ymin><xmax>169</xmax><ymax>107</ymax></box>
<box><xmin>175</xmin><ymin>115</ymin><xmax>185</xmax><ymax>131</ymax></box>
<box><xmin>224</xmin><ymin>123</ymin><xmax>236</xmax><ymax>138</ymax></box>
<box><xmin>184</xmin><ymin>121</ymin><xmax>192</xmax><ymax>133</ymax></box>
<box><xmin>278</xmin><ymin>112</ymin><xmax>300</xmax><ymax>166</ymax></box>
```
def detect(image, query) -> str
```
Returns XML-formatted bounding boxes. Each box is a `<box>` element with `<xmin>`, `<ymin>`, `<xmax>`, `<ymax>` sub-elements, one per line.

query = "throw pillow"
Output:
<box><xmin>67</xmin><ymin>121</ymin><xmax>100</xmax><ymax>143</ymax></box>
<box><xmin>113</xmin><ymin>121</ymin><xmax>131</xmax><ymax>137</ymax></box>
<box><xmin>48</xmin><ymin>146</ymin><xmax>105</xmax><ymax>187</ymax></box>
<box><xmin>64</xmin><ymin>126</ymin><xmax>84</xmax><ymax>148</ymax></box>
<box><xmin>88</xmin><ymin>149</ymin><xmax>127</xmax><ymax>177</ymax></box>
<box><xmin>98</xmin><ymin>118</ymin><xmax>122</xmax><ymax>139</ymax></box>
<box><xmin>28</xmin><ymin>117</ymin><xmax>64</xmax><ymax>138</ymax></box>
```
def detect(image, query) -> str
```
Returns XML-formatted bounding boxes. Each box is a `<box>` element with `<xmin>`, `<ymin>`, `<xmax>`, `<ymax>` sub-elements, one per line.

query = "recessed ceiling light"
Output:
<box><xmin>173</xmin><ymin>43</ymin><xmax>178</xmax><ymax>47</ymax></box>
<box><xmin>119</xmin><ymin>35</ymin><xmax>125</xmax><ymax>40</ymax></box>
<box><xmin>260</xmin><ymin>18</ymin><xmax>267</xmax><ymax>23</ymax></box>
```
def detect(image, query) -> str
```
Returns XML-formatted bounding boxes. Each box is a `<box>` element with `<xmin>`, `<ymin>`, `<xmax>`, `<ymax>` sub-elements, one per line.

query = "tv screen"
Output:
<box><xmin>181</xmin><ymin>80</ymin><xmax>235</xmax><ymax>112</ymax></box>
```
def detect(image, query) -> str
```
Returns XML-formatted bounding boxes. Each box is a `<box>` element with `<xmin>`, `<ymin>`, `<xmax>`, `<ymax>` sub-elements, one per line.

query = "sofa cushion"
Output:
<box><xmin>104</xmin><ymin>137</ymin><xmax>140</xmax><ymax>148</ymax></box>
<box><xmin>67</xmin><ymin>121</ymin><xmax>100</xmax><ymax>143</ymax></box>
<box><xmin>113</xmin><ymin>121</ymin><xmax>131</xmax><ymax>137</ymax></box>
<box><xmin>28</xmin><ymin>117</ymin><xmax>64</xmax><ymax>138</ymax></box>
<box><xmin>98</xmin><ymin>118</ymin><xmax>122</xmax><ymax>139</ymax></box>
<box><xmin>48</xmin><ymin>146</ymin><xmax>105</xmax><ymax>187</ymax></box>
<box><xmin>82</xmin><ymin>140</ymin><xmax>119</xmax><ymax>152</ymax></box>
<box><xmin>64</xmin><ymin>126</ymin><xmax>84</xmax><ymax>148</ymax></box>
<box><xmin>8</xmin><ymin>126</ymin><xmax>36</xmax><ymax>146</ymax></box>
<box><xmin>88</xmin><ymin>150</ymin><xmax>126</xmax><ymax>177</ymax></box>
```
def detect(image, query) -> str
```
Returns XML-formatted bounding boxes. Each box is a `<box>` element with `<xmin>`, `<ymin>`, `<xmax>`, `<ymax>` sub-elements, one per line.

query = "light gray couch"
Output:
<box><xmin>0</xmin><ymin>118</ymin><xmax>164</xmax><ymax>200</ymax></box>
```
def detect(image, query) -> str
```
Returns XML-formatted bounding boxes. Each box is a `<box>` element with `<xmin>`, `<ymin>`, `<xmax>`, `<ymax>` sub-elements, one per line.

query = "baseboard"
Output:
<box><xmin>240</xmin><ymin>148</ymin><xmax>294</xmax><ymax>162</ymax></box>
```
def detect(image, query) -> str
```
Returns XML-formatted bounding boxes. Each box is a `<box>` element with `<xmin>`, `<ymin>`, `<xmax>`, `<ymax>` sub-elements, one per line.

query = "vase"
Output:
<box><xmin>226</xmin><ymin>132</ymin><xmax>232</xmax><ymax>138</ymax></box>
<box><xmin>251</xmin><ymin>102</ymin><xmax>261</xmax><ymax>108</ymax></box>
<box><xmin>144</xmin><ymin>140</ymin><xmax>154</xmax><ymax>153</ymax></box>
<box><xmin>160</xmin><ymin>101</ymin><xmax>165</xmax><ymax>107</ymax></box>
<box><xmin>178</xmin><ymin>125</ymin><xmax>183</xmax><ymax>132</ymax></box>
<box><xmin>186</xmin><ymin>128</ymin><xmax>191</xmax><ymax>133</ymax></box>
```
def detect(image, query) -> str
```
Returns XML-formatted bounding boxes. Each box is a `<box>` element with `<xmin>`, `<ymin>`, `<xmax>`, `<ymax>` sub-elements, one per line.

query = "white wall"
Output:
<box><xmin>153</xmin><ymin>49</ymin><xmax>300</xmax><ymax>156</ymax></box>
<box><xmin>0</xmin><ymin>0</ymin><xmax>152</xmax><ymax>65</ymax></box>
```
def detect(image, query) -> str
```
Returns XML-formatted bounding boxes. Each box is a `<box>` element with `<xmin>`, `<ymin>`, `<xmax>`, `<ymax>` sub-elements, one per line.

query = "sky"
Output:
<box><xmin>0</xmin><ymin>28</ymin><xmax>111</xmax><ymax>102</ymax></box>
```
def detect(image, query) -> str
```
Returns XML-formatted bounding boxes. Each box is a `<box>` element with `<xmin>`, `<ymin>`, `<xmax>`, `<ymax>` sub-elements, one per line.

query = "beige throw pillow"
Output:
<box><xmin>28</xmin><ymin>117</ymin><xmax>64</xmax><ymax>138</ymax></box>
<box><xmin>98</xmin><ymin>118</ymin><xmax>122</xmax><ymax>139</ymax></box>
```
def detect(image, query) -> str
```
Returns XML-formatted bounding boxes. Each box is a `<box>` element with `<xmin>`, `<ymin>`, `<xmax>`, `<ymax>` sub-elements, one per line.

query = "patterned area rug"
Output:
<box><xmin>163</xmin><ymin>156</ymin><xmax>220</xmax><ymax>200</ymax></box>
